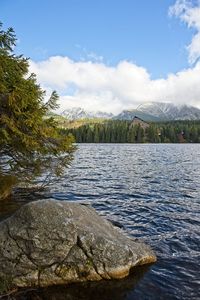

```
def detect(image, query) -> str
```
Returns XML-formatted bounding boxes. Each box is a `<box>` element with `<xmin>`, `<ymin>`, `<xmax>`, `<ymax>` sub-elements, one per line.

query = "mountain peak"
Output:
<box><xmin>59</xmin><ymin>102</ymin><xmax>200</xmax><ymax>121</ymax></box>
<box><xmin>136</xmin><ymin>102</ymin><xmax>200</xmax><ymax>120</ymax></box>
<box><xmin>61</xmin><ymin>107</ymin><xmax>114</xmax><ymax>120</ymax></box>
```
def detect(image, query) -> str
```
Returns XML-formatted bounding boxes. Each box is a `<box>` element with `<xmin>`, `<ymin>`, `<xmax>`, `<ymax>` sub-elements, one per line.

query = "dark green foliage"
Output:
<box><xmin>0</xmin><ymin>275</ymin><xmax>15</xmax><ymax>295</ymax></box>
<box><xmin>61</xmin><ymin>120</ymin><xmax>200</xmax><ymax>143</ymax></box>
<box><xmin>0</xmin><ymin>23</ymin><xmax>76</xmax><ymax>197</ymax></box>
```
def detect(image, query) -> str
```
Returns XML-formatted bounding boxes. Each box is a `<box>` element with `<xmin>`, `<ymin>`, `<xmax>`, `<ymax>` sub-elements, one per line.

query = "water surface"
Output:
<box><xmin>1</xmin><ymin>144</ymin><xmax>200</xmax><ymax>299</ymax></box>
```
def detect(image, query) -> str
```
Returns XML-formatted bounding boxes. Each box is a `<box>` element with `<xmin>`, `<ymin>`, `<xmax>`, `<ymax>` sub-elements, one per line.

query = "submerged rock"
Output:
<box><xmin>0</xmin><ymin>175</ymin><xmax>17</xmax><ymax>200</ymax></box>
<box><xmin>0</xmin><ymin>199</ymin><xmax>156</xmax><ymax>288</ymax></box>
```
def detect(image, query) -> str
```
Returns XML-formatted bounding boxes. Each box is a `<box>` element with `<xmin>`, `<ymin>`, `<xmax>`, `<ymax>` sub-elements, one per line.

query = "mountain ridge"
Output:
<box><xmin>61</xmin><ymin>107</ymin><xmax>114</xmax><ymax>120</ymax></box>
<box><xmin>59</xmin><ymin>102</ymin><xmax>200</xmax><ymax>121</ymax></box>
<box><xmin>136</xmin><ymin>102</ymin><xmax>200</xmax><ymax>120</ymax></box>
<box><xmin>113</xmin><ymin>109</ymin><xmax>161</xmax><ymax>122</ymax></box>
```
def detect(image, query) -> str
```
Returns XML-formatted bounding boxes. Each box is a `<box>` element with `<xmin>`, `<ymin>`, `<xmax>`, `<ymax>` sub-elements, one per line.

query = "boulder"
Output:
<box><xmin>0</xmin><ymin>200</ymin><xmax>156</xmax><ymax>288</ymax></box>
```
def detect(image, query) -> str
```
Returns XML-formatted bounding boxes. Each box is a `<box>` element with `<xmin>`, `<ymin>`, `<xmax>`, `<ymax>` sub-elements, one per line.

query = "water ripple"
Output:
<box><xmin>52</xmin><ymin>144</ymin><xmax>200</xmax><ymax>299</ymax></box>
<box><xmin>0</xmin><ymin>144</ymin><xmax>200</xmax><ymax>299</ymax></box>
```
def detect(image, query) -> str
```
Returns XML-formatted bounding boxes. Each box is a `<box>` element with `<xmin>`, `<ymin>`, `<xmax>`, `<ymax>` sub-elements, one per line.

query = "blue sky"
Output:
<box><xmin>1</xmin><ymin>0</ymin><xmax>200</xmax><ymax>113</ymax></box>
<box><xmin>1</xmin><ymin>0</ymin><xmax>193</xmax><ymax>77</ymax></box>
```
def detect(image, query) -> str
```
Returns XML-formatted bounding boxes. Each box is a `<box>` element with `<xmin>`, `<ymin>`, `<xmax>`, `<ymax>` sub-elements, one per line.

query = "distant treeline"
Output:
<box><xmin>61</xmin><ymin>120</ymin><xmax>200</xmax><ymax>143</ymax></box>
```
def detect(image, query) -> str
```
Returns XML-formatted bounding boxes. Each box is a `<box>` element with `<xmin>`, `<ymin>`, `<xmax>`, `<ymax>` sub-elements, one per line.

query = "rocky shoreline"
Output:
<box><xmin>0</xmin><ymin>199</ymin><xmax>156</xmax><ymax>291</ymax></box>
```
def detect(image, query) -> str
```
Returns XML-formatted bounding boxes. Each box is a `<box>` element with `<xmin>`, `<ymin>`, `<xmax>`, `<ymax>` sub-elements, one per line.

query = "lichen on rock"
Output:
<box><xmin>0</xmin><ymin>199</ymin><xmax>156</xmax><ymax>288</ymax></box>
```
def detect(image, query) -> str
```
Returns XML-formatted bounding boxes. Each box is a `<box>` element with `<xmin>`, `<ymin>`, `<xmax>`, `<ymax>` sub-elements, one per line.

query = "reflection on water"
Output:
<box><xmin>0</xmin><ymin>189</ymin><xmax>47</xmax><ymax>222</ymax></box>
<box><xmin>0</xmin><ymin>195</ymin><xmax>20</xmax><ymax>221</ymax></box>
<box><xmin>14</xmin><ymin>265</ymin><xmax>151</xmax><ymax>300</ymax></box>
<box><xmin>0</xmin><ymin>144</ymin><xmax>200</xmax><ymax>299</ymax></box>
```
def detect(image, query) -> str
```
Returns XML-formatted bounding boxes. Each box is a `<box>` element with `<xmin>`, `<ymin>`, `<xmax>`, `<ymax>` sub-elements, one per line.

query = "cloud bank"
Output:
<box><xmin>29</xmin><ymin>1</ymin><xmax>200</xmax><ymax>114</ymax></box>
<box><xmin>29</xmin><ymin>57</ymin><xmax>200</xmax><ymax>113</ymax></box>
<box><xmin>169</xmin><ymin>0</ymin><xmax>200</xmax><ymax>64</ymax></box>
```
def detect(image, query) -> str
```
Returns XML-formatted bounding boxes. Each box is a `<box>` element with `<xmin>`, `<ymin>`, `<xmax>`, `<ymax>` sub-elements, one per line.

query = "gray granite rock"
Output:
<box><xmin>0</xmin><ymin>199</ymin><xmax>156</xmax><ymax>287</ymax></box>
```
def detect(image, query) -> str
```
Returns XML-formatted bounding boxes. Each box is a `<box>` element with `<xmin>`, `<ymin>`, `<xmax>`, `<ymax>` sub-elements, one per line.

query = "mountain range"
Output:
<box><xmin>61</xmin><ymin>107</ymin><xmax>114</xmax><ymax>120</ymax></box>
<box><xmin>60</xmin><ymin>102</ymin><xmax>200</xmax><ymax>122</ymax></box>
<box><xmin>137</xmin><ymin>102</ymin><xmax>200</xmax><ymax>121</ymax></box>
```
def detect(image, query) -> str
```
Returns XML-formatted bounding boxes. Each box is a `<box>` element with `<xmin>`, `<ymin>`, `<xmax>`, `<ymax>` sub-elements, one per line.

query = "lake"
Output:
<box><xmin>0</xmin><ymin>144</ymin><xmax>200</xmax><ymax>299</ymax></box>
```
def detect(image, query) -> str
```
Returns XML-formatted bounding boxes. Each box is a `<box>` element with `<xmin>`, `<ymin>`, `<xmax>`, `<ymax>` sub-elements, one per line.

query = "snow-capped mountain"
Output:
<box><xmin>60</xmin><ymin>103</ymin><xmax>200</xmax><ymax>121</ymax></box>
<box><xmin>136</xmin><ymin>102</ymin><xmax>200</xmax><ymax>120</ymax></box>
<box><xmin>61</xmin><ymin>107</ymin><xmax>114</xmax><ymax>120</ymax></box>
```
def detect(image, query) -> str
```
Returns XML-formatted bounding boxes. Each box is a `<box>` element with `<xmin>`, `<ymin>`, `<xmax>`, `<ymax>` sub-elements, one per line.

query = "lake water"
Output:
<box><xmin>0</xmin><ymin>144</ymin><xmax>200</xmax><ymax>299</ymax></box>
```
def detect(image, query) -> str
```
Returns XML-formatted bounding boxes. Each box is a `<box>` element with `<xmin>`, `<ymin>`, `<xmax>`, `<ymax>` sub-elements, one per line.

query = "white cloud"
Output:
<box><xmin>29</xmin><ymin>57</ymin><xmax>200</xmax><ymax>114</ymax></box>
<box><xmin>169</xmin><ymin>0</ymin><xmax>200</xmax><ymax>64</ymax></box>
<box><xmin>28</xmin><ymin>0</ymin><xmax>200</xmax><ymax>114</ymax></box>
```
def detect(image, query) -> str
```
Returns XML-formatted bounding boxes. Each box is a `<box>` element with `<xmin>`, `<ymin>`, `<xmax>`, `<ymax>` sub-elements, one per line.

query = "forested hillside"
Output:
<box><xmin>61</xmin><ymin>120</ymin><xmax>200</xmax><ymax>143</ymax></box>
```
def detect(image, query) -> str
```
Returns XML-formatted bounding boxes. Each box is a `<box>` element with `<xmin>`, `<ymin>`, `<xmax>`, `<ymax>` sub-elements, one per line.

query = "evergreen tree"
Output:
<box><xmin>0</xmin><ymin>23</ymin><xmax>76</xmax><ymax>198</ymax></box>
<box><xmin>135</xmin><ymin>125</ymin><xmax>144</xmax><ymax>143</ymax></box>
<box><xmin>61</xmin><ymin>118</ymin><xmax>200</xmax><ymax>144</ymax></box>
<box><xmin>94</xmin><ymin>126</ymin><xmax>99</xmax><ymax>143</ymax></box>
<box><xmin>127</xmin><ymin>126</ymin><xmax>136</xmax><ymax>143</ymax></box>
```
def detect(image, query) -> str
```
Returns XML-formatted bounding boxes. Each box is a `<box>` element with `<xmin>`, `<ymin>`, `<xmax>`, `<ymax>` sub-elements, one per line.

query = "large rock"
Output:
<box><xmin>0</xmin><ymin>200</ymin><xmax>156</xmax><ymax>287</ymax></box>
